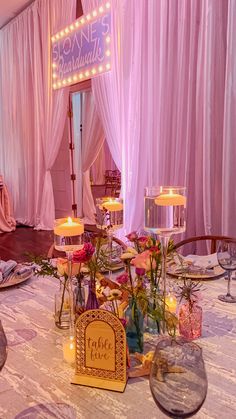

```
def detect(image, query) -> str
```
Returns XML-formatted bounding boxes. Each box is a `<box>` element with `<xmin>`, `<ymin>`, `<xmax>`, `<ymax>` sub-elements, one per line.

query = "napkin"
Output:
<box><xmin>0</xmin><ymin>260</ymin><xmax>17</xmax><ymax>279</ymax></box>
<box><xmin>174</xmin><ymin>253</ymin><xmax>218</xmax><ymax>269</ymax></box>
<box><xmin>15</xmin><ymin>266</ymin><xmax>33</xmax><ymax>277</ymax></box>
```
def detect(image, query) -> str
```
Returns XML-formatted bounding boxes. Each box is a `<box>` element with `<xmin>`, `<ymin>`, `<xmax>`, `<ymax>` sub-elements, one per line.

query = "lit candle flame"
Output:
<box><xmin>67</xmin><ymin>217</ymin><xmax>73</xmax><ymax>225</ymax></box>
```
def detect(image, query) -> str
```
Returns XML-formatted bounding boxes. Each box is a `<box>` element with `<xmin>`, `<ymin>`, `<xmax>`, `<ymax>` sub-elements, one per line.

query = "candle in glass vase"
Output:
<box><xmin>54</xmin><ymin>217</ymin><xmax>84</xmax><ymax>251</ymax></box>
<box><xmin>155</xmin><ymin>191</ymin><xmax>186</xmax><ymax>206</ymax></box>
<box><xmin>103</xmin><ymin>199</ymin><xmax>123</xmax><ymax>212</ymax></box>
<box><xmin>145</xmin><ymin>187</ymin><xmax>186</xmax><ymax>235</ymax></box>
<box><xmin>96</xmin><ymin>197</ymin><xmax>123</xmax><ymax>230</ymax></box>
<box><xmin>166</xmin><ymin>294</ymin><xmax>177</xmax><ymax>313</ymax></box>
<box><xmin>62</xmin><ymin>335</ymin><xmax>75</xmax><ymax>364</ymax></box>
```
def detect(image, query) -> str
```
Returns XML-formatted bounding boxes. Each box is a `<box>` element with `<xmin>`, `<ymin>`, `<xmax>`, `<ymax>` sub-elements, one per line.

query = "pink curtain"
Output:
<box><xmin>81</xmin><ymin>93</ymin><xmax>105</xmax><ymax>223</ymax></box>
<box><xmin>0</xmin><ymin>0</ymin><xmax>76</xmax><ymax>229</ymax></box>
<box><xmin>82</xmin><ymin>0</ymin><xmax>236</xmax><ymax>239</ymax></box>
<box><xmin>0</xmin><ymin>176</ymin><xmax>16</xmax><ymax>233</ymax></box>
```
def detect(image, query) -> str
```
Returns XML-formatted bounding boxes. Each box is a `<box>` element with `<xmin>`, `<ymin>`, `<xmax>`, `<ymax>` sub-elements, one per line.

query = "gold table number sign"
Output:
<box><xmin>72</xmin><ymin>309</ymin><xmax>127</xmax><ymax>392</ymax></box>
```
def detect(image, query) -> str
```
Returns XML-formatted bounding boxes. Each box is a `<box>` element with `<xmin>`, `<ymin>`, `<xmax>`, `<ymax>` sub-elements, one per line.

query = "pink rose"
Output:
<box><xmin>73</xmin><ymin>243</ymin><xmax>95</xmax><ymax>263</ymax></box>
<box><xmin>126</xmin><ymin>231</ymin><xmax>138</xmax><ymax>242</ymax></box>
<box><xmin>117</xmin><ymin>272</ymin><xmax>129</xmax><ymax>285</ymax></box>
<box><xmin>135</xmin><ymin>267</ymin><xmax>146</xmax><ymax>276</ymax></box>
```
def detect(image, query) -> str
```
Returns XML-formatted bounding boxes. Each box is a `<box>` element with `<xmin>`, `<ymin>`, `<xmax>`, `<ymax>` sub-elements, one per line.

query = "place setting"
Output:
<box><xmin>0</xmin><ymin>259</ymin><xmax>34</xmax><ymax>289</ymax></box>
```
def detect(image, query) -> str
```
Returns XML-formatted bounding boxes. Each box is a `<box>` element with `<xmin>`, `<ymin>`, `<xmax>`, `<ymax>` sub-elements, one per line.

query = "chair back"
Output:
<box><xmin>174</xmin><ymin>235</ymin><xmax>236</xmax><ymax>255</ymax></box>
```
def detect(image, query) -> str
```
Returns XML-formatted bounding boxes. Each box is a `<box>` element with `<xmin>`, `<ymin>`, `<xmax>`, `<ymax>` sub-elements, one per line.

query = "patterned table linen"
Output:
<box><xmin>0</xmin><ymin>275</ymin><xmax>235</xmax><ymax>419</ymax></box>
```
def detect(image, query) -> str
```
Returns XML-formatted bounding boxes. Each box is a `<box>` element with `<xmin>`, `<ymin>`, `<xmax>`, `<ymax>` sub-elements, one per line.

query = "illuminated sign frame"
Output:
<box><xmin>51</xmin><ymin>2</ymin><xmax>111</xmax><ymax>90</ymax></box>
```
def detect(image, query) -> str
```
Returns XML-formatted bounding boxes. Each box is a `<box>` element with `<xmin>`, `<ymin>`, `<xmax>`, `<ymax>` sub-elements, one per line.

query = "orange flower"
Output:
<box><xmin>57</xmin><ymin>258</ymin><xmax>81</xmax><ymax>276</ymax></box>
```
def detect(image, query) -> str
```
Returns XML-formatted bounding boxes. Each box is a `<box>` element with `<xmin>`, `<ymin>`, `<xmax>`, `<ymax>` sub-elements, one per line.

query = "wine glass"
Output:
<box><xmin>217</xmin><ymin>240</ymin><xmax>236</xmax><ymax>303</ymax></box>
<box><xmin>149</xmin><ymin>336</ymin><xmax>207</xmax><ymax>418</ymax></box>
<box><xmin>0</xmin><ymin>320</ymin><xmax>7</xmax><ymax>371</ymax></box>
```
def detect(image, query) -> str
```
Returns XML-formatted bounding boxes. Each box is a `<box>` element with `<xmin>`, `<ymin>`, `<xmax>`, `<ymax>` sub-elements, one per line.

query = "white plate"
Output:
<box><xmin>167</xmin><ymin>265</ymin><xmax>225</xmax><ymax>281</ymax></box>
<box><xmin>0</xmin><ymin>265</ymin><xmax>33</xmax><ymax>289</ymax></box>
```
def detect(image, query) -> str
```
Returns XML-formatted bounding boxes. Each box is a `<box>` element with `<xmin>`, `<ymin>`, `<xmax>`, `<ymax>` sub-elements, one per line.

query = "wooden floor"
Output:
<box><xmin>0</xmin><ymin>185</ymin><xmax>119</xmax><ymax>263</ymax></box>
<box><xmin>0</xmin><ymin>226</ymin><xmax>54</xmax><ymax>262</ymax></box>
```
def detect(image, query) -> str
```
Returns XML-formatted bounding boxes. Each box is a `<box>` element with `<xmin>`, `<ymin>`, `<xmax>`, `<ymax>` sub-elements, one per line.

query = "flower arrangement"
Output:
<box><xmin>177</xmin><ymin>279</ymin><xmax>202</xmax><ymax>339</ymax></box>
<box><xmin>126</xmin><ymin>232</ymin><xmax>176</xmax><ymax>335</ymax></box>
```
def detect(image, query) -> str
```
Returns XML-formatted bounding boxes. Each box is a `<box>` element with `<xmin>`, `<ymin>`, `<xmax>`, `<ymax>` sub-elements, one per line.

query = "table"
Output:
<box><xmin>0</xmin><ymin>275</ymin><xmax>236</xmax><ymax>419</ymax></box>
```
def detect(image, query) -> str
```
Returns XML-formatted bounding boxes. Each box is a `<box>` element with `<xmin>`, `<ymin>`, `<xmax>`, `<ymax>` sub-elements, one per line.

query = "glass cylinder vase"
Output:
<box><xmin>179</xmin><ymin>303</ymin><xmax>202</xmax><ymax>340</ymax></box>
<box><xmin>125</xmin><ymin>298</ymin><xmax>144</xmax><ymax>353</ymax></box>
<box><xmin>55</xmin><ymin>279</ymin><xmax>73</xmax><ymax>329</ymax></box>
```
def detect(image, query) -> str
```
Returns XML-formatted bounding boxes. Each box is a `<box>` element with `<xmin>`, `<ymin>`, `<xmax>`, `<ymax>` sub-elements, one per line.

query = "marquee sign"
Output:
<box><xmin>51</xmin><ymin>2</ymin><xmax>111</xmax><ymax>90</ymax></box>
<box><xmin>72</xmin><ymin>309</ymin><xmax>127</xmax><ymax>392</ymax></box>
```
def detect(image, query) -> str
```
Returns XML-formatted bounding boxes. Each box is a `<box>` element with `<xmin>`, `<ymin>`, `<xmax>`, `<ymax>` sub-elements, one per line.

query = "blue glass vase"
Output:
<box><xmin>125</xmin><ymin>298</ymin><xmax>144</xmax><ymax>353</ymax></box>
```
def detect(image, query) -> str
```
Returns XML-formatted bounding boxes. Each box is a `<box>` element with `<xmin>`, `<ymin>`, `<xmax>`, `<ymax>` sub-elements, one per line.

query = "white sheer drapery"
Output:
<box><xmin>83</xmin><ymin>0</ymin><xmax>236</xmax><ymax>239</ymax></box>
<box><xmin>91</xmin><ymin>141</ymin><xmax>118</xmax><ymax>185</ymax></box>
<box><xmin>81</xmin><ymin>93</ymin><xmax>105</xmax><ymax>224</ymax></box>
<box><xmin>0</xmin><ymin>0</ymin><xmax>76</xmax><ymax>229</ymax></box>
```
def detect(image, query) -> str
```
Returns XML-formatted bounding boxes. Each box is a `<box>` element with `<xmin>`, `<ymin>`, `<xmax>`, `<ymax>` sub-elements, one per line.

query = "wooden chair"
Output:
<box><xmin>104</xmin><ymin>170</ymin><xmax>121</xmax><ymax>196</ymax></box>
<box><xmin>174</xmin><ymin>235</ymin><xmax>236</xmax><ymax>255</ymax></box>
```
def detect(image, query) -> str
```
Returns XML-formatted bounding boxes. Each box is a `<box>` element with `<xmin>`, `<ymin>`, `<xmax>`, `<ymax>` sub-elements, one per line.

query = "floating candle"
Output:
<box><xmin>155</xmin><ymin>190</ymin><xmax>186</xmax><ymax>206</ymax></box>
<box><xmin>54</xmin><ymin>217</ymin><xmax>84</xmax><ymax>237</ymax></box>
<box><xmin>102</xmin><ymin>200</ymin><xmax>123</xmax><ymax>212</ymax></box>
<box><xmin>166</xmin><ymin>294</ymin><xmax>177</xmax><ymax>313</ymax></box>
<box><xmin>63</xmin><ymin>335</ymin><xmax>76</xmax><ymax>364</ymax></box>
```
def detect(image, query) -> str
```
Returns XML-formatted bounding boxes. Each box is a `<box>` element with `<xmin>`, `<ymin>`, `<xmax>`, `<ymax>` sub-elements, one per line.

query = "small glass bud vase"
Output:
<box><xmin>55</xmin><ymin>280</ymin><xmax>73</xmax><ymax>329</ymax></box>
<box><xmin>179</xmin><ymin>303</ymin><xmax>202</xmax><ymax>340</ymax></box>
<box><xmin>125</xmin><ymin>298</ymin><xmax>144</xmax><ymax>353</ymax></box>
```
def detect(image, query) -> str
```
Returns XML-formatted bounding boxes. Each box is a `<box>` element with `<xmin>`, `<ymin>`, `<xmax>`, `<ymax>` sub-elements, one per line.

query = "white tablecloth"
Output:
<box><xmin>0</xmin><ymin>275</ymin><xmax>236</xmax><ymax>419</ymax></box>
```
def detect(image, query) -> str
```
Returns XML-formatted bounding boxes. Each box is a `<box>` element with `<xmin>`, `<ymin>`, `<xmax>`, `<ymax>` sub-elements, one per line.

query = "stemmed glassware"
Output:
<box><xmin>0</xmin><ymin>320</ymin><xmax>7</xmax><ymax>372</ymax></box>
<box><xmin>217</xmin><ymin>240</ymin><xmax>236</xmax><ymax>303</ymax></box>
<box><xmin>96</xmin><ymin>197</ymin><xmax>123</xmax><ymax>278</ymax></box>
<box><xmin>54</xmin><ymin>217</ymin><xmax>84</xmax><ymax>330</ymax></box>
<box><xmin>149</xmin><ymin>336</ymin><xmax>207</xmax><ymax>418</ymax></box>
<box><xmin>144</xmin><ymin>186</ymin><xmax>186</xmax><ymax>331</ymax></box>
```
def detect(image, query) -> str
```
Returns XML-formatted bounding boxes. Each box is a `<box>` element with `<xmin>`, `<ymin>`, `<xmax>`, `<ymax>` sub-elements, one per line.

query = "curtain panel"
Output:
<box><xmin>0</xmin><ymin>0</ymin><xmax>76</xmax><ymax>229</ymax></box>
<box><xmin>81</xmin><ymin>92</ymin><xmax>105</xmax><ymax>224</ymax></box>
<box><xmin>82</xmin><ymin>0</ymin><xmax>236</xmax><ymax>239</ymax></box>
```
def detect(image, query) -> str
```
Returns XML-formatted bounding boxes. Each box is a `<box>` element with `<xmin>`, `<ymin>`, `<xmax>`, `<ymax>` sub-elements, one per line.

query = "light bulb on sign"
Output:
<box><xmin>106</xmin><ymin>2</ymin><xmax>111</xmax><ymax>8</ymax></box>
<box><xmin>92</xmin><ymin>10</ymin><xmax>97</xmax><ymax>17</ymax></box>
<box><xmin>99</xmin><ymin>6</ymin><xmax>104</xmax><ymax>13</ymax></box>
